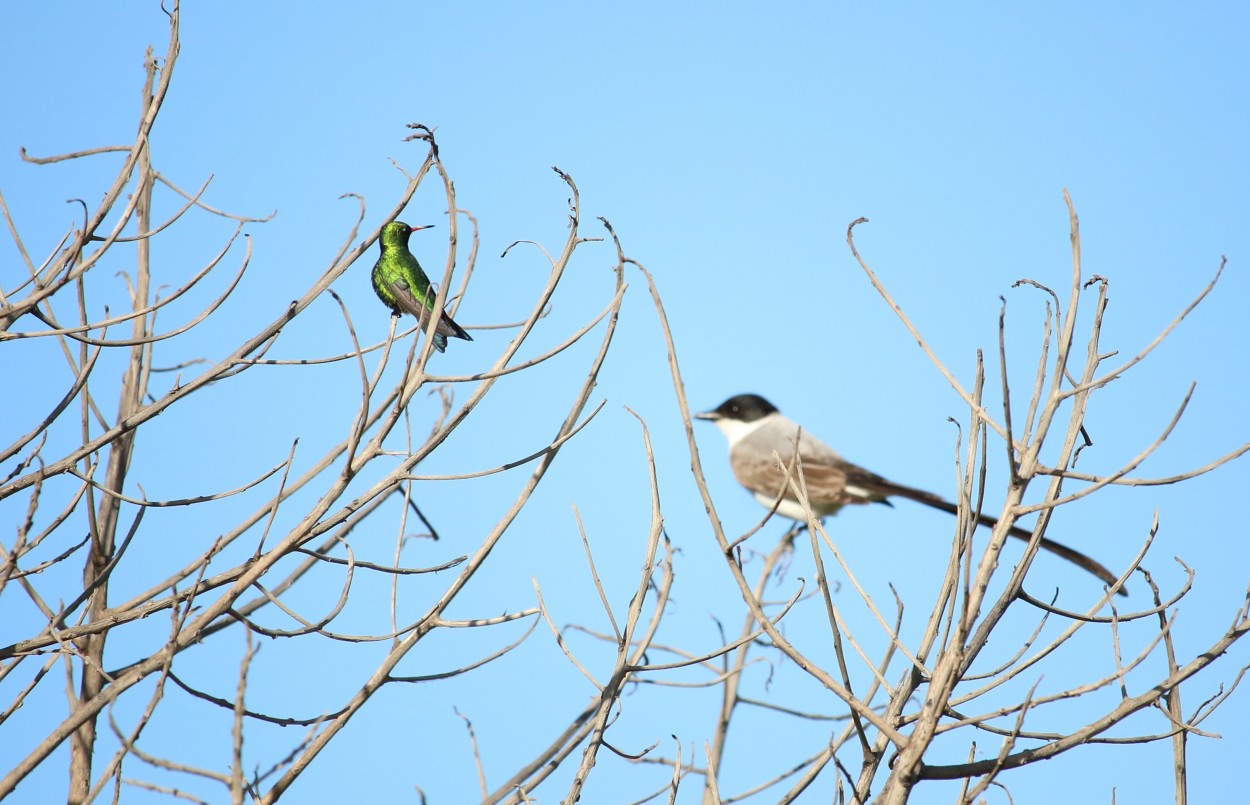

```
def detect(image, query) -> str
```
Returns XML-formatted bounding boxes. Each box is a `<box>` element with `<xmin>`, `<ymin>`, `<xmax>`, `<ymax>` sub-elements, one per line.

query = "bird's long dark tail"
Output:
<box><xmin>883</xmin><ymin>482</ymin><xmax>1127</xmax><ymax>596</ymax></box>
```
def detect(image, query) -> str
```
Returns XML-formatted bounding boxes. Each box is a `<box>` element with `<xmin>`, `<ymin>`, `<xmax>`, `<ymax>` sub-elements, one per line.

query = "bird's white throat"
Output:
<box><xmin>709</xmin><ymin>412</ymin><xmax>779</xmax><ymax>447</ymax></box>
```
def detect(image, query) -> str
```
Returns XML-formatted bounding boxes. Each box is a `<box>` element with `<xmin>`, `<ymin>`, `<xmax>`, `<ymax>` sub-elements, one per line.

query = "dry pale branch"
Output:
<box><xmin>4</xmin><ymin>6</ymin><xmax>1244</xmax><ymax>800</ymax></box>
<box><xmin>612</xmin><ymin>195</ymin><xmax>1245</xmax><ymax>803</ymax></box>
<box><xmin>1</xmin><ymin>7</ymin><xmax>640</xmax><ymax>798</ymax></box>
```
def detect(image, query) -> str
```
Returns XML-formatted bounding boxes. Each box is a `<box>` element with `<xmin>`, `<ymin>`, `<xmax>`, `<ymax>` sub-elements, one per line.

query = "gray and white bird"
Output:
<box><xmin>696</xmin><ymin>393</ymin><xmax>1123</xmax><ymax>594</ymax></box>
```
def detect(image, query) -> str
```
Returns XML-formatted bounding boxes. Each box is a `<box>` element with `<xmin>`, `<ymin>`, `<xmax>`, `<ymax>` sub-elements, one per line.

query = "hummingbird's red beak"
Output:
<box><xmin>412</xmin><ymin>224</ymin><xmax>436</xmax><ymax>232</ymax></box>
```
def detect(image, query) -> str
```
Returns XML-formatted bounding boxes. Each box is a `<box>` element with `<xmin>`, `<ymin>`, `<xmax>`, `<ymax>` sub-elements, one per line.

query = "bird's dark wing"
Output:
<box><xmin>386</xmin><ymin>281</ymin><xmax>474</xmax><ymax>352</ymax></box>
<box><xmin>731</xmin><ymin>450</ymin><xmax>892</xmax><ymax>509</ymax></box>
<box><xmin>386</xmin><ymin>279</ymin><xmax>431</xmax><ymax>322</ymax></box>
<box><xmin>382</xmin><ymin>280</ymin><xmax>444</xmax><ymax>352</ymax></box>
<box><xmin>392</xmin><ymin>279</ymin><xmax>471</xmax><ymax>343</ymax></box>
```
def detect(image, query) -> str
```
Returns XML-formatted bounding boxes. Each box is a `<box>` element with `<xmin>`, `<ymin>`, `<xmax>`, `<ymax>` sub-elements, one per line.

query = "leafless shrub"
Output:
<box><xmin>2</xmin><ymin>5</ymin><xmax>1245</xmax><ymax>805</ymax></box>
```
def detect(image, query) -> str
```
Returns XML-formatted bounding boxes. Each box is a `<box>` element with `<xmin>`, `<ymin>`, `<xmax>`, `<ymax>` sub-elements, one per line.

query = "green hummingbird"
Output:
<box><xmin>371</xmin><ymin>221</ymin><xmax>472</xmax><ymax>352</ymax></box>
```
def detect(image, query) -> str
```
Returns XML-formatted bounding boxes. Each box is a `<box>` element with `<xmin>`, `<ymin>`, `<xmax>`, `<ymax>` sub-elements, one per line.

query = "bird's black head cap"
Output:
<box><xmin>699</xmin><ymin>394</ymin><xmax>779</xmax><ymax>423</ymax></box>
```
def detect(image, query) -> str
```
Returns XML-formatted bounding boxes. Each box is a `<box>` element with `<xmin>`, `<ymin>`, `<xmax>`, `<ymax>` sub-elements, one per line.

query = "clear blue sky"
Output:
<box><xmin>2</xmin><ymin>3</ymin><xmax>1248</xmax><ymax>803</ymax></box>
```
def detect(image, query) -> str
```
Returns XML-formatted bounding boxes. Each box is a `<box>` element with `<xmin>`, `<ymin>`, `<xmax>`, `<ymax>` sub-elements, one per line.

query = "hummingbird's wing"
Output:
<box><xmin>385</xmin><ymin>279</ymin><xmax>472</xmax><ymax>352</ymax></box>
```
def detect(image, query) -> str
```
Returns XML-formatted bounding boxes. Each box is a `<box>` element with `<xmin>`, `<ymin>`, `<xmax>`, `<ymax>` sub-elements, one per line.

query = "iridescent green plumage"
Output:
<box><xmin>370</xmin><ymin>221</ymin><xmax>472</xmax><ymax>352</ymax></box>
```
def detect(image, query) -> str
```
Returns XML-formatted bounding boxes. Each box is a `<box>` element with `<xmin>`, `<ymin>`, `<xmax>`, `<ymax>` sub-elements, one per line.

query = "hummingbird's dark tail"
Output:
<box><xmin>436</xmin><ymin>311</ymin><xmax>472</xmax><ymax>345</ymax></box>
<box><xmin>426</xmin><ymin>309</ymin><xmax>471</xmax><ymax>352</ymax></box>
